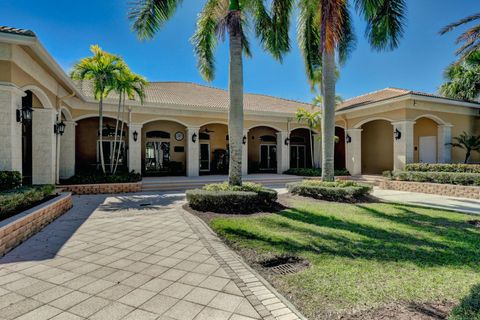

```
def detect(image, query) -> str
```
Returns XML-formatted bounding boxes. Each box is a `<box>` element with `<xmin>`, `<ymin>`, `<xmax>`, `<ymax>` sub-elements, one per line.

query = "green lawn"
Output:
<box><xmin>210</xmin><ymin>199</ymin><xmax>480</xmax><ymax>319</ymax></box>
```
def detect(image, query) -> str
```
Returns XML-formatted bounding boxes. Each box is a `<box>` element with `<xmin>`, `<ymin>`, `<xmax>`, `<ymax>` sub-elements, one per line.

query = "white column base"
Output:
<box><xmin>346</xmin><ymin>129</ymin><xmax>362</xmax><ymax>175</ymax></box>
<box><xmin>392</xmin><ymin>121</ymin><xmax>415</xmax><ymax>171</ymax></box>
<box><xmin>186</xmin><ymin>127</ymin><xmax>200</xmax><ymax>177</ymax></box>
<box><xmin>59</xmin><ymin>121</ymin><xmax>76</xmax><ymax>179</ymax></box>
<box><xmin>438</xmin><ymin>124</ymin><xmax>453</xmax><ymax>163</ymax></box>
<box><xmin>32</xmin><ymin>109</ymin><xmax>56</xmax><ymax>185</ymax></box>
<box><xmin>276</xmin><ymin>131</ymin><xmax>290</xmax><ymax>174</ymax></box>
<box><xmin>128</xmin><ymin>123</ymin><xmax>143</xmax><ymax>174</ymax></box>
<box><xmin>242</xmin><ymin>129</ymin><xmax>249</xmax><ymax>176</ymax></box>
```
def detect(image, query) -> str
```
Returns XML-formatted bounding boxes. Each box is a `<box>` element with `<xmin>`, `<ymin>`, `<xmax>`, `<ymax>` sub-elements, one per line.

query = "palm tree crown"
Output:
<box><xmin>440</xmin><ymin>12</ymin><xmax>480</xmax><ymax>60</ymax></box>
<box><xmin>440</xmin><ymin>50</ymin><xmax>480</xmax><ymax>101</ymax></box>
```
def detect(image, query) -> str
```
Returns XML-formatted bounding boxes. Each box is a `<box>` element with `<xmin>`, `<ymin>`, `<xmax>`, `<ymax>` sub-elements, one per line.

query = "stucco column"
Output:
<box><xmin>312</xmin><ymin>133</ymin><xmax>322</xmax><ymax>168</ymax></box>
<box><xmin>0</xmin><ymin>83</ymin><xmax>25</xmax><ymax>174</ymax></box>
<box><xmin>128</xmin><ymin>123</ymin><xmax>143</xmax><ymax>174</ymax></box>
<box><xmin>438</xmin><ymin>124</ymin><xmax>453</xmax><ymax>163</ymax></box>
<box><xmin>59</xmin><ymin>121</ymin><xmax>76</xmax><ymax>179</ymax></box>
<box><xmin>276</xmin><ymin>131</ymin><xmax>290</xmax><ymax>174</ymax></box>
<box><xmin>32</xmin><ymin>108</ymin><xmax>56</xmax><ymax>184</ymax></box>
<box><xmin>242</xmin><ymin>129</ymin><xmax>249</xmax><ymax>176</ymax></box>
<box><xmin>345</xmin><ymin>129</ymin><xmax>362</xmax><ymax>175</ymax></box>
<box><xmin>392</xmin><ymin>120</ymin><xmax>415</xmax><ymax>171</ymax></box>
<box><xmin>186</xmin><ymin>127</ymin><xmax>200</xmax><ymax>177</ymax></box>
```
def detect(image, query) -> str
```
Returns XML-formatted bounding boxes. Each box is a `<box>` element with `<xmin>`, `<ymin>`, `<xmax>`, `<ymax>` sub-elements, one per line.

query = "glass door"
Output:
<box><xmin>145</xmin><ymin>141</ymin><xmax>170</xmax><ymax>173</ymax></box>
<box><xmin>200</xmin><ymin>143</ymin><xmax>210</xmax><ymax>172</ymax></box>
<box><xmin>290</xmin><ymin>145</ymin><xmax>306</xmax><ymax>168</ymax></box>
<box><xmin>259</xmin><ymin>144</ymin><xmax>277</xmax><ymax>171</ymax></box>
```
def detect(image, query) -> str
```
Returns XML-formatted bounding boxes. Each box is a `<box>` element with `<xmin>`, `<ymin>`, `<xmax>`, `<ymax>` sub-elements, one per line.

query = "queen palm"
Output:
<box><xmin>71</xmin><ymin>45</ymin><xmax>125</xmax><ymax>174</ymax></box>
<box><xmin>440</xmin><ymin>50</ymin><xmax>480</xmax><ymax>101</ymax></box>
<box><xmin>293</xmin><ymin>0</ymin><xmax>406</xmax><ymax>181</ymax></box>
<box><xmin>449</xmin><ymin>132</ymin><xmax>480</xmax><ymax>164</ymax></box>
<box><xmin>129</xmin><ymin>0</ymin><xmax>292</xmax><ymax>185</ymax></box>
<box><xmin>295</xmin><ymin>107</ymin><xmax>321</xmax><ymax>168</ymax></box>
<box><xmin>440</xmin><ymin>12</ymin><xmax>480</xmax><ymax>60</ymax></box>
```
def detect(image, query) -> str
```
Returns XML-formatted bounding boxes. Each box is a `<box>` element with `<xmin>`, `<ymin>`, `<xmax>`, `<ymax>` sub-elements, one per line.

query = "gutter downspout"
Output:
<box><xmin>55</xmin><ymin>91</ymin><xmax>76</xmax><ymax>184</ymax></box>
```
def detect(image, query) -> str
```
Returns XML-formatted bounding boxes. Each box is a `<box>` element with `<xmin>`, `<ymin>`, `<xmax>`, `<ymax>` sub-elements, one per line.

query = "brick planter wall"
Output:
<box><xmin>380</xmin><ymin>180</ymin><xmax>480</xmax><ymax>200</ymax></box>
<box><xmin>60</xmin><ymin>182</ymin><xmax>142</xmax><ymax>195</ymax></box>
<box><xmin>0</xmin><ymin>193</ymin><xmax>73</xmax><ymax>256</ymax></box>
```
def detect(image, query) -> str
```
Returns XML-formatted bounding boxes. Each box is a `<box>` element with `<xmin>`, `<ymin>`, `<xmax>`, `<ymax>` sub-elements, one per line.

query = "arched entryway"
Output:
<box><xmin>361</xmin><ymin>120</ymin><xmax>394</xmax><ymax>174</ymax></box>
<box><xmin>335</xmin><ymin>126</ymin><xmax>346</xmax><ymax>170</ymax></box>
<box><xmin>248</xmin><ymin>126</ymin><xmax>279</xmax><ymax>173</ymax></box>
<box><xmin>290</xmin><ymin>128</ymin><xmax>313</xmax><ymax>169</ymax></box>
<box><xmin>75</xmin><ymin>116</ymin><xmax>128</xmax><ymax>173</ymax></box>
<box><xmin>198</xmin><ymin>123</ymin><xmax>229</xmax><ymax>175</ymax></box>
<box><xmin>414</xmin><ymin>117</ymin><xmax>439</xmax><ymax>163</ymax></box>
<box><xmin>142</xmin><ymin>120</ymin><xmax>186</xmax><ymax>176</ymax></box>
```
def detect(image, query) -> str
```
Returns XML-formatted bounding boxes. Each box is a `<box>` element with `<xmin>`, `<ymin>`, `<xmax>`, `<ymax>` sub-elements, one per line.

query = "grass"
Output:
<box><xmin>210</xmin><ymin>198</ymin><xmax>480</xmax><ymax>319</ymax></box>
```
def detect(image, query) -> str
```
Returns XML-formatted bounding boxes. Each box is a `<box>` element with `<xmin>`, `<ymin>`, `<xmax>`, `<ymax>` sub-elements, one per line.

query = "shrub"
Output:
<box><xmin>61</xmin><ymin>171</ymin><xmax>141</xmax><ymax>185</ymax></box>
<box><xmin>0</xmin><ymin>185</ymin><xmax>56</xmax><ymax>220</ymax></box>
<box><xmin>449</xmin><ymin>284</ymin><xmax>480</xmax><ymax>320</ymax></box>
<box><xmin>287</xmin><ymin>180</ymin><xmax>372</xmax><ymax>202</ymax></box>
<box><xmin>284</xmin><ymin>168</ymin><xmax>350</xmax><ymax>176</ymax></box>
<box><xmin>0</xmin><ymin>171</ymin><xmax>22</xmax><ymax>191</ymax></box>
<box><xmin>392</xmin><ymin>171</ymin><xmax>480</xmax><ymax>186</ymax></box>
<box><xmin>187</xmin><ymin>182</ymin><xmax>278</xmax><ymax>213</ymax></box>
<box><xmin>405</xmin><ymin>163</ymin><xmax>480</xmax><ymax>173</ymax></box>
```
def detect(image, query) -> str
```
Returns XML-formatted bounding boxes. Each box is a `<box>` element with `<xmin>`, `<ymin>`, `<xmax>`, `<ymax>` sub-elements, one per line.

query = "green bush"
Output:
<box><xmin>187</xmin><ymin>182</ymin><xmax>278</xmax><ymax>213</ymax></box>
<box><xmin>0</xmin><ymin>185</ymin><xmax>56</xmax><ymax>220</ymax></box>
<box><xmin>405</xmin><ymin>163</ymin><xmax>480</xmax><ymax>173</ymax></box>
<box><xmin>449</xmin><ymin>285</ymin><xmax>480</xmax><ymax>320</ymax></box>
<box><xmin>283</xmin><ymin>168</ymin><xmax>350</xmax><ymax>176</ymax></box>
<box><xmin>61</xmin><ymin>171</ymin><xmax>141</xmax><ymax>185</ymax></box>
<box><xmin>287</xmin><ymin>180</ymin><xmax>372</xmax><ymax>202</ymax></box>
<box><xmin>392</xmin><ymin>171</ymin><xmax>480</xmax><ymax>186</ymax></box>
<box><xmin>0</xmin><ymin>171</ymin><xmax>22</xmax><ymax>191</ymax></box>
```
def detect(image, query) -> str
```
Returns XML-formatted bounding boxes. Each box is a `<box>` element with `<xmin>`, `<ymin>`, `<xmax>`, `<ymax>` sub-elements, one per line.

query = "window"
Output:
<box><xmin>97</xmin><ymin>141</ymin><xmax>126</xmax><ymax>167</ymax></box>
<box><xmin>146</xmin><ymin>131</ymin><xmax>171</xmax><ymax>139</ymax></box>
<box><xmin>260</xmin><ymin>135</ymin><xmax>277</xmax><ymax>142</ymax></box>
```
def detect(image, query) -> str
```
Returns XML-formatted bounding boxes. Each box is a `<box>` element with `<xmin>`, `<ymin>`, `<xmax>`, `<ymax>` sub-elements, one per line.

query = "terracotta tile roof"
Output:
<box><xmin>76</xmin><ymin>81</ymin><xmax>311</xmax><ymax>114</ymax></box>
<box><xmin>0</xmin><ymin>26</ymin><xmax>35</xmax><ymax>37</ymax></box>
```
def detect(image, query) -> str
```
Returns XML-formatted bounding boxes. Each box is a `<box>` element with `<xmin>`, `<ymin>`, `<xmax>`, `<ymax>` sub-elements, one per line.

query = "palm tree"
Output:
<box><xmin>129</xmin><ymin>0</ymin><xmax>291</xmax><ymax>185</ymax></box>
<box><xmin>71</xmin><ymin>45</ymin><xmax>124</xmax><ymax>174</ymax></box>
<box><xmin>440</xmin><ymin>12</ymin><xmax>480</xmax><ymax>60</ymax></box>
<box><xmin>439</xmin><ymin>50</ymin><xmax>480</xmax><ymax>101</ymax></box>
<box><xmin>449</xmin><ymin>132</ymin><xmax>480</xmax><ymax>163</ymax></box>
<box><xmin>294</xmin><ymin>0</ymin><xmax>406</xmax><ymax>181</ymax></box>
<box><xmin>107</xmin><ymin>67</ymin><xmax>147</xmax><ymax>174</ymax></box>
<box><xmin>295</xmin><ymin>107</ymin><xmax>321</xmax><ymax>168</ymax></box>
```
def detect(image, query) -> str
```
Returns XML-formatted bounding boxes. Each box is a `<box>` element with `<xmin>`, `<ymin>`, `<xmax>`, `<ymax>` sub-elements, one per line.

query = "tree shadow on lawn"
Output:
<box><xmin>221</xmin><ymin>203</ymin><xmax>480</xmax><ymax>268</ymax></box>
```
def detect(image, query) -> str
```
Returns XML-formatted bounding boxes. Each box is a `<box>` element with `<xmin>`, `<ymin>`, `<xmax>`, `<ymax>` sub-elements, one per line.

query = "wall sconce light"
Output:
<box><xmin>133</xmin><ymin>131</ymin><xmax>138</xmax><ymax>142</ymax></box>
<box><xmin>16</xmin><ymin>106</ymin><xmax>33</xmax><ymax>124</ymax></box>
<box><xmin>242</xmin><ymin>136</ymin><xmax>247</xmax><ymax>145</ymax></box>
<box><xmin>284</xmin><ymin>137</ymin><xmax>290</xmax><ymax>146</ymax></box>
<box><xmin>394</xmin><ymin>128</ymin><xmax>402</xmax><ymax>140</ymax></box>
<box><xmin>54</xmin><ymin>121</ymin><xmax>66</xmax><ymax>135</ymax></box>
<box><xmin>192</xmin><ymin>132</ymin><xmax>197</xmax><ymax>143</ymax></box>
<box><xmin>346</xmin><ymin>134</ymin><xmax>352</xmax><ymax>144</ymax></box>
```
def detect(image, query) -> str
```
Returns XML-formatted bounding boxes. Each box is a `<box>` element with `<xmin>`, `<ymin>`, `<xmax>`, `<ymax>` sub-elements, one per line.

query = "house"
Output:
<box><xmin>1</xmin><ymin>26</ymin><xmax>479</xmax><ymax>185</ymax></box>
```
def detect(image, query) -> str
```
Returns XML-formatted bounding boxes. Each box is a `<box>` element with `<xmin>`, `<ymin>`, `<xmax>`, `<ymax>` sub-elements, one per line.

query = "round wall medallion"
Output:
<box><xmin>175</xmin><ymin>131</ymin><xmax>185</xmax><ymax>141</ymax></box>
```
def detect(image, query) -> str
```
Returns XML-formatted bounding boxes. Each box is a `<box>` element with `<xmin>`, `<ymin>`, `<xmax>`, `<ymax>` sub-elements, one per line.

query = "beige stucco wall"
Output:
<box><xmin>361</xmin><ymin>120</ymin><xmax>394</xmax><ymax>174</ymax></box>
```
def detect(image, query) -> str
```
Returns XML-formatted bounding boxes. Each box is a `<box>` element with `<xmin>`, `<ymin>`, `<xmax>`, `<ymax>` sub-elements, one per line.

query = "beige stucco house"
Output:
<box><xmin>1</xmin><ymin>26</ymin><xmax>479</xmax><ymax>185</ymax></box>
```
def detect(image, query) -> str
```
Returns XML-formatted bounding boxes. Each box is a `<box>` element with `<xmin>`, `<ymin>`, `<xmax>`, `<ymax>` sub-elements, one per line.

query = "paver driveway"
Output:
<box><xmin>0</xmin><ymin>192</ymin><xmax>303</xmax><ymax>320</ymax></box>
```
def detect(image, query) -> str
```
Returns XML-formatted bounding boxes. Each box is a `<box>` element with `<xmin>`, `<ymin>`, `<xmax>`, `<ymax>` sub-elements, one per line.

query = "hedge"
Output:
<box><xmin>61</xmin><ymin>171</ymin><xmax>141</xmax><ymax>185</ymax></box>
<box><xmin>449</xmin><ymin>284</ymin><xmax>480</xmax><ymax>320</ymax></box>
<box><xmin>0</xmin><ymin>171</ymin><xmax>22</xmax><ymax>191</ymax></box>
<box><xmin>283</xmin><ymin>168</ymin><xmax>350</xmax><ymax>177</ymax></box>
<box><xmin>405</xmin><ymin>163</ymin><xmax>480</xmax><ymax>173</ymax></box>
<box><xmin>392</xmin><ymin>171</ymin><xmax>480</xmax><ymax>186</ymax></box>
<box><xmin>187</xmin><ymin>182</ymin><xmax>278</xmax><ymax>213</ymax></box>
<box><xmin>1</xmin><ymin>185</ymin><xmax>56</xmax><ymax>220</ymax></box>
<box><xmin>287</xmin><ymin>180</ymin><xmax>372</xmax><ymax>202</ymax></box>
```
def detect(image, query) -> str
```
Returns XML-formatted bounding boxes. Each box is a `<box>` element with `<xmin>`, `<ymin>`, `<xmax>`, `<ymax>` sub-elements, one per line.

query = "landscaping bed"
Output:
<box><xmin>0</xmin><ymin>185</ymin><xmax>57</xmax><ymax>222</ymax></box>
<box><xmin>207</xmin><ymin>193</ymin><xmax>480</xmax><ymax>320</ymax></box>
<box><xmin>60</xmin><ymin>171</ymin><xmax>142</xmax><ymax>185</ymax></box>
<box><xmin>284</xmin><ymin>167</ymin><xmax>350</xmax><ymax>177</ymax></box>
<box><xmin>287</xmin><ymin>180</ymin><xmax>372</xmax><ymax>202</ymax></box>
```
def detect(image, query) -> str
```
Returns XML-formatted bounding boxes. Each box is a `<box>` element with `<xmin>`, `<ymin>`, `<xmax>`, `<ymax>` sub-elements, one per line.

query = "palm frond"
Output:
<box><xmin>440</xmin><ymin>12</ymin><xmax>480</xmax><ymax>35</ymax></box>
<box><xmin>129</xmin><ymin>0</ymin><xmax>182</xmax><ymax>39</ymax></box>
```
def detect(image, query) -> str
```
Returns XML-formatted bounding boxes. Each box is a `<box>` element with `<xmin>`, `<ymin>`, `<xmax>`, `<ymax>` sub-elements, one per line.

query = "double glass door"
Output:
<box><xmin>145</xmin><ymin>141</ymin><xmax>170</xmax><ymax>173</ymax></box>
<box><xmin>290</xmin><ymin>145</ymin><xmax>306</xmax><ymax>169</ymax></box>
<box><xmin>259</xmin><ymin>145</ymin><xmax>277</xmax><ymax>171</ymax></box>
<box><xmin>199</xmin><ymin>143</ymin><xmax>210</xmax><ymax>172</ymax></box>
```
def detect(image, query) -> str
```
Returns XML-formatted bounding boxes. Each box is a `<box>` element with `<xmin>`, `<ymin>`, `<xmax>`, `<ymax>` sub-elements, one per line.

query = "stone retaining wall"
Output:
<box><xmin>60</xmin><ymin>182</ymin><xmax>142</xmax><ymax>195</ymax></box>
<box><xmin>380</xmin><ymin>180</ymin><xmax>480</xmax><ymax>200</ymax></box>
<box><xmin>0</xmin><ymin>193</ymin><xmax>73</xmax><ymax>256</ymax></box>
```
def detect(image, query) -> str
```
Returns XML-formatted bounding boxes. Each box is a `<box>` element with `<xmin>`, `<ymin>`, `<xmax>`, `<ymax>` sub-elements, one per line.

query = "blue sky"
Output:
<box><xmin>0</xmin><ymin>0</ymin><xmax>478</xmax><ymax>102</ymax></box>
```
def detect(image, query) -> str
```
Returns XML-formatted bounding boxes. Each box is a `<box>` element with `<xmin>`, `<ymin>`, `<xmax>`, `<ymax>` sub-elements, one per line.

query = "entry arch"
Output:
<box><xmin>360</xmin><ymin>119</ymin><xmax>394</xmax><ymax>174</ymax></box>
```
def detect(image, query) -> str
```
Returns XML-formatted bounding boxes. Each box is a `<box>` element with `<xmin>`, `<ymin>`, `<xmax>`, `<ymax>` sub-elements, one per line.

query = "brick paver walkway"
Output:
<box><xmin>0</xmin><ymin>192</ymin><xmax>304</xmax><ymax>320</ymax></box>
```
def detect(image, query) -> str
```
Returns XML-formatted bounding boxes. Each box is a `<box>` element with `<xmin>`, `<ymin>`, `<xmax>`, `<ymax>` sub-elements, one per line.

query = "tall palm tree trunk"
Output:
<box><xmin>114</xmin><ymin>92</ymin><xmax>127</xmax><ymax>174</ymax></box>
<box><xmin>321</xmin><ymin>51</ymin><xmax>336</xmax><ymax>181</ymax></box>
<box><xmin>98</xmin><ymin>92</ymin><xmax>106</xmax><ymax>174</ymax></box>
<box><xmin>228</xmin><ymin>21</ymin><xmax>244</xmax><ymax>186</ymax></box>
<box><xmin>111</xmin><ymin>90</ymin><xmax>123</xmax><ymax>173</ymax></box>
<box><xmin>309</xmin><ymin>129</ymin><xmax>314</xmax><ymax>168</ymax></box>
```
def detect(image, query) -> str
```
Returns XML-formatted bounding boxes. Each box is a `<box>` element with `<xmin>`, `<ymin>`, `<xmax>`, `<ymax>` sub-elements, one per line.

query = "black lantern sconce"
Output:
<box><xmin>54</xmin><ymin>121</ymin><xmax>66</xmax><ymax>135</ymax></box>
<box><xmin>16</xmin><ymin>106</ymin><xmax>33</xmax><ymax>124</ymax></box>
<box><xmin>242</xmin><ymin>135</ymin><xmax>247</xmax><ymax>145</ymax></box>
<box><xmin>346</xmin><ymin>134</ymin><xmax>352</xmax><ymax>144</ymax></box>
<box><xmin>394</xmin><ymin>128</ymin><xmax>402</xmax><ymax>140</ymax></box>
<box><xmin>133</xmin><ymin>131</ymin><xmax>138</xmax><ymax>142</ymax></box>
<box><xmin>284</xmin><ymin>137</ymin><xmax>290</xmax><ymax>146</ymax></box>
<box><xmin>192</xmin><ymin>132</ymin><xmax>198</xmax><ymax>143</ymax></box>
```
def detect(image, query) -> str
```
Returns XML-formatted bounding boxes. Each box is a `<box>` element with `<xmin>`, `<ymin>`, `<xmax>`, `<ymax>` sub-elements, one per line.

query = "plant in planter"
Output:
<box><xmin>287</xmin><ymin>180</ymin><xmax>372</xmax><ymax>202</ymax></box>
<box><xmin>186</xmin><ymin>182</ymin><xmax>277</xmax><ymax>213</ymax></box>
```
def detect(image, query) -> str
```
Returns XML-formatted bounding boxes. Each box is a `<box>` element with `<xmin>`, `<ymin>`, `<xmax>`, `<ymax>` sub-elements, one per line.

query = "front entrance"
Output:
<box><xmin>145</xmin><ymin>141</ymin><xmax>171</xmax><ymax>174</ymax></box>
<box><xmin>259</xmin><ymin>145</ymin><xmax>277</xmax><ymax>171</ymax></box>
<box><xmin>290</xmin><ymin>145</ymin><xmax>306</xmax><ymax>169</ymax></box>
<box><xmin>419</xmin><ymin>136</ymin><xmax>437</xmax><ymax>163</ymax></box>
<box><xmin>200</xmin><ymin>143</ymin><xmax>210</xmax><ymax>172</ymax></box>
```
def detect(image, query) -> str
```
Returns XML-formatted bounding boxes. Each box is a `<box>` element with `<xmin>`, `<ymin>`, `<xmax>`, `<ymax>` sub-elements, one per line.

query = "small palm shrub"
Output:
<box><xmin>287</xmin><ymin>180</ymin><xmax>372</xmax><ymax>202</ymax></box>
<box><xmin>187</xmin><ymin>182</ymin><xmax>277</xmax><ymax>213</ymax></box>
<box><xmin>449</xmin><ymin>285</ymin><xmax>480</xmax><ymax>320</ymax></box>
<box><xmin>0</xmin><ymin>171</ymin><xmax>22</xmax><ymax>191</ymax></box>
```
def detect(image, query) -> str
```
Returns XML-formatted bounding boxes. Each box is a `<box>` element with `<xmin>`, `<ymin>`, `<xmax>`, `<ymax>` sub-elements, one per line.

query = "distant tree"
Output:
<box><xmin>440</xmin><ymin>51</ymin><xmax>480</xmax><ymax>101</ymax></box>
<box><xmin>440</xmin><ymin>12</ymin><xmax>480</xmax><ymax>60</ymax></box>
<box><xmin>449</xmin><ymin>132</ymin><xmax>480</xmax><ymax>163</ymax></box>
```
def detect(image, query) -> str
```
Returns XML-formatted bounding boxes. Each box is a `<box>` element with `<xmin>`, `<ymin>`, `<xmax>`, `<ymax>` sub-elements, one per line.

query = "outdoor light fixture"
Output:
<box><xmin>284</xmin><ymin>137</ymin><xmax>290</xmax><ymax>146</ymax></box>
<box><xmin>394</xmin><ymin>128</ymin><xmax>402</xmax><ymax>140</ymax></box>
<box><xmin>346</xmin><ymin>134</ymin><xmax>352</xmax><ymax>143</ymax></box>
<box><xmin>133</xmin><ymin>131</ymin><xmax>138</xmax><ymax>142</ymax></box>
<box><xmin>192</xmin><ymin>132</ymin><xmax>197</xmax><ymax>143</ymax></box>
<box><xmin>54</xmin><ymin>121</ymin><xmax>66</xmax><ymax>135</ymax></box>
<box><xmin>242</xmin><ymin>136</ymin><xmax>247</xmax><ymax>145</ymax></box>
<box><xmin>16</xmin><ymin>106</ymin><xmax>33</xmax><ymax>124</ymax></box>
